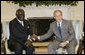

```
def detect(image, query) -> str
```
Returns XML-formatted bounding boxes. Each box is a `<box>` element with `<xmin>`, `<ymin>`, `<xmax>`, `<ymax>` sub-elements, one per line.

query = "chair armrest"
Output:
<box><xmin>75</xmin><ymin>44</ymin><xmax>79</xmax><ymax>54</ymax></box>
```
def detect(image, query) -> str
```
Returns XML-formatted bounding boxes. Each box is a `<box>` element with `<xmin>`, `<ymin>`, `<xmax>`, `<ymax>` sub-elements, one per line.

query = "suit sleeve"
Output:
<box><xmin>9</xmin><ymin>21</ymin><xmax>28</xmax><ymax>44</ymax></box>
<box><xmin>39</xmin><ymin>24</ymin><xmax>53</xmax><ymax>41</ymax></box>
<box><xmin>66</xmin><ymin>21</ymin><xmax>75</xmax><ymax>42</ymax></box>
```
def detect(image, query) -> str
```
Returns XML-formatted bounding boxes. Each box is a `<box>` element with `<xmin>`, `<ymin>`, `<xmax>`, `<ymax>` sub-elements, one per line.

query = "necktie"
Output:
<box><xmin>58</xmin><ymin>23</ymin><xmax>66</xmax><ymax>49</ymax></box>
<box><xmin>58</xmin><ymin>23</ymin><xmax>62</xmax><ymax>41</ymax></box>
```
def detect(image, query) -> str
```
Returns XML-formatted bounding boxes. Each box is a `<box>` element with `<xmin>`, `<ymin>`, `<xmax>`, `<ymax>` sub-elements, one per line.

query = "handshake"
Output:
<box><xmin>25</xmin><ymin>34</ymin><xmax>39</xmax><ymax>46</ymax></box>
<box><xmin>30</xmin><ymin>34</ymin><xmax>39</xmax><ymax>41</ymax></box>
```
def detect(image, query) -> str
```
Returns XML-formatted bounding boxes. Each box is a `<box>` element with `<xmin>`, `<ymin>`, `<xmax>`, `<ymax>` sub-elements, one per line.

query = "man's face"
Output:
<box><xmin>54</xmin><ymin>12</ymin><xmax>62</xmax><ymax>23</ymax></box>
<box><xmin>16</xmin><ymin>9</ymin><xmax>25</xmax><ymax>21</ymax></box>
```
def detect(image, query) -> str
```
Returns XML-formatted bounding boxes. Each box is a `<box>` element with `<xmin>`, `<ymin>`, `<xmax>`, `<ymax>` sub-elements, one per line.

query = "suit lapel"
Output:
<box><xmin>14</xmin><ymin>18</ymin><xmax>26</xmax><ymax>31</ymax></box>
<box><xmin>23</xmin><ymin>20</ymin><xmax>30</xmax><ymax>30</ymax></box>
<box><xmin>61</xmin><ymin>19</ymin><xmax>65</xmax><ymax>39</ymax></box>
<box><xmin>53</xmin><ymin>20</ymin><xmax>66</xmax><ymax>39</ymax></box>
<box><xmin>23</xmin><ymin>20</ymin><xmax>27</xmax><ymax>28</ymax></box>
<box><xmin>53</xmin><ymin>21</ymin><xmax>61</xmax><ymax>39</ymax></box>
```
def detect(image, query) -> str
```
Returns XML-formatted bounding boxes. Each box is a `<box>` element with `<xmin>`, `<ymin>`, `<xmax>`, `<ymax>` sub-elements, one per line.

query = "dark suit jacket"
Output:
<box><xmin>8</xmin><ymin>18</ymin><xmax>33</xmax><ymax>51</ymax></box>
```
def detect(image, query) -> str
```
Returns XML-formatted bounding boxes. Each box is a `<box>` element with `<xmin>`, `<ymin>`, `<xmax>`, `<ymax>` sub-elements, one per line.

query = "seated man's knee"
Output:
<box><xmin>48</xmin><ymin>43</ymin><xmax>53</xmax><ymax>48</ymax></box>
<box><xmin>48</xmin><ymin>43</ymin><xmax>55</xmax><ymax>50</ymax></box>
<box><xmin>27</xmin><ymin>45</ymin><xmax>34</xmax><ymax>50</ymax></box>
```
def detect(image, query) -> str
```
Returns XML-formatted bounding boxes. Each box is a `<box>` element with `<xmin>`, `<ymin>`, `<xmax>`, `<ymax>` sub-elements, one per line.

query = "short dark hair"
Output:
<box><xmin>16</xmin><ymin>9</ymin><xmax>25</xmax><ymax>16</ymax></box>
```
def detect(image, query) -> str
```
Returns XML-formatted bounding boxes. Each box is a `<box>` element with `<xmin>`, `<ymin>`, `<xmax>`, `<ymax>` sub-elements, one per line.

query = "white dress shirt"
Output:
<box><xmin>57</xmin><ymin>21</ymin><xmax>62</xmax><ymax>28</ymax></box>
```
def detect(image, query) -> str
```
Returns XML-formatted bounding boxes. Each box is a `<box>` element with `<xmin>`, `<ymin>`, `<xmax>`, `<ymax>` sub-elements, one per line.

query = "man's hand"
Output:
<box><xmin>30</xmin><ymin>34</ymin><xmax>38</xmax><ymax>41</ymax></box>
<box><xmin>25</xmin><ymin>40</ymin><xmax>32</xmax><ymax>47</ymax></box>
<box><xmin>59</xmin><ymin>42</ymin><xmax>67</xmax><ymax>47</ymax></box>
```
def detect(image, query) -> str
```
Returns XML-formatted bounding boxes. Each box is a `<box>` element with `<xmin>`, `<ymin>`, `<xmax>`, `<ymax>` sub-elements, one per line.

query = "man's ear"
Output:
<box><xmin>16</xmin><ymin>11</ymin><xmax>19</xmax><ymax>16</ymax></box>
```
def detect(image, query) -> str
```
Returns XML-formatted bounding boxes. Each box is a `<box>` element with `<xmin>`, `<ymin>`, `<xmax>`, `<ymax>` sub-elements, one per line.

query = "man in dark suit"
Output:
<box><xmin>9</xmin><ymin>9</ymin><xmax>35</xmax><ymax>54</ymax></box>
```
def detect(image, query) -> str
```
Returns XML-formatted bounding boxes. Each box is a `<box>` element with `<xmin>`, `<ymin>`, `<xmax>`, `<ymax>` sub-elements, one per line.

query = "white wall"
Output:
<box><xmin>69</xmin><ymin>1</ymin><xmax>84</xmax><ymax>21</ymax></box>
<box><xmin>1</xmin><ymin>1</ymin><xmax>84</xmax><ymax>22</ymax></box>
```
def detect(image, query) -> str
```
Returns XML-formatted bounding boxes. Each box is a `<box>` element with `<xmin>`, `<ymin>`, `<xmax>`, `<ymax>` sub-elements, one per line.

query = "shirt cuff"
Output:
<box><xmin>37</xmin><ymin>36</ymin><xmax>40</xmax><ymax>40</ymax></box>
<box><xmin>28</xmin><ymin>35</ymin><xmax>32</xmax><ymax>42</ymax></box>
<box><xmin>66</xmin><ymin>41</ymin><xmax>69</xmax><ymax>44</ymax></box>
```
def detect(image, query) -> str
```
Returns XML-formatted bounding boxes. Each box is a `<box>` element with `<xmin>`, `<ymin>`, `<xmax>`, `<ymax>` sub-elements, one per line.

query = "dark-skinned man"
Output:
<box><xmin>9</xmin><ymin>9</ymin><xmax>36</xmax><ymax>54</ymax></box>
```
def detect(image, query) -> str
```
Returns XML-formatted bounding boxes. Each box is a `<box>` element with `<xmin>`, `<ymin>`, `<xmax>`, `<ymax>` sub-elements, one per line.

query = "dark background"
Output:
<box><xmin>28</xmin><ymin>17</ymin><xmax>55</xmax><ymax>42</ymax></box>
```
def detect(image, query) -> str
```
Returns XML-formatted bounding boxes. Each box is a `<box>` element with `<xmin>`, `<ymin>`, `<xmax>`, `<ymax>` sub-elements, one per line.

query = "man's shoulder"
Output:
<box><xmin>24</xmin><ymin>19</ymin><xmax>28</xmax><ymax>22</ymax></box>
<box><xmin>24</xmin><ymin>19</ymin><xmax>30</xmax><ymax>23</ymax></box>
<box><xmin>50</xmin><ymin>21</ymin><xmax>57</xmax><ymax>26</ymax></box>
<box><xmin>62</xmin><ymin>19</ymin><xmax>72</xmax><ymax>23</ymax></box>
<box><xmin>9</xmin><ymin>18</ymin><xmax>17</xmax><ymax>23</ymax></box>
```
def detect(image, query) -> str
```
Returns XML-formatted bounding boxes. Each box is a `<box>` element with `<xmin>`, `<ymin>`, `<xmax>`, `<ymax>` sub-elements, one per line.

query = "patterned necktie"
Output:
<box><xmin>58</xmin><ymin>23</ymin><xmax>62</xmax><ymax>40</ymax></box>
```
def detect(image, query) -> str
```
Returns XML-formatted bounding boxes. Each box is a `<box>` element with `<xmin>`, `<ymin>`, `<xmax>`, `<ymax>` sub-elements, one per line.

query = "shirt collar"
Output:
<box><xmin>17</xmin><ymin>18</ymin><xmax>23</xmax><ymax>23</ymax></box>
<box><xmin>57</xmin><ymin>20</ymin><xmax>62</xmax><ymax>27</ymax></box>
